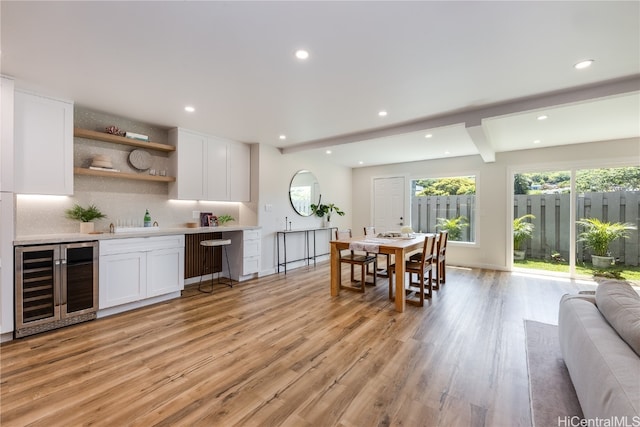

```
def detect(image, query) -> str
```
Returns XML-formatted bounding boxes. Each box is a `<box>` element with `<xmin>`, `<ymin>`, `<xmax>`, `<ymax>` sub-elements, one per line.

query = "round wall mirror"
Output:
<box><xmin>289</xmin><ymin>170</ymin><xmax>320</xmax><ymax>217</ymax></box>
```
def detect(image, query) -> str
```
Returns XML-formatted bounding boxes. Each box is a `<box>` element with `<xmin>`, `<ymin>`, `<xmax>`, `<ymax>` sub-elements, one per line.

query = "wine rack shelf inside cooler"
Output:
<box><xmin>21</xmin><ymin>250</ymin><xmax>56</xmax><ymax>323</ymax></box>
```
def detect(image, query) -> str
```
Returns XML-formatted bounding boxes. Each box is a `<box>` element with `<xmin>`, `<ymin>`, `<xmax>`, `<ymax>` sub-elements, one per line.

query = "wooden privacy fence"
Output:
<box><xmin>411</xmin><ymin>195</ymin><xmax>476</xmax><ymax>242</ymax></box>
<box><xmin>412</xmin><ymin>192</ymin><xmax>640</xmax><ymax>266</ymax></box>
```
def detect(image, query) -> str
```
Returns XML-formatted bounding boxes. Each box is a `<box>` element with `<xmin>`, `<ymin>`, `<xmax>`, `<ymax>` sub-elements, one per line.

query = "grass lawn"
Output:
<box><xmin>514</xmin><ymin>258</ymin><xmax>640</xmax><ymax>284</ymax></box>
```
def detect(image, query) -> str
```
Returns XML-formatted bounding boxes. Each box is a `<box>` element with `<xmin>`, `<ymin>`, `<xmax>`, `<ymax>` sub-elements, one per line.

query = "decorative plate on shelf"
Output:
<box><xmin>128</xmin><ymin>149</ymin><xmax>152</xmax><ymax>171</ymax></box>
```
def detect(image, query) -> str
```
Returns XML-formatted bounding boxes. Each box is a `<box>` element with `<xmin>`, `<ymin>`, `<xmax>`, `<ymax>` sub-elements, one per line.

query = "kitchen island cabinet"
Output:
<box><xmin>99</xmin><ymin>235</ymin><xmax>184</xmax><ymax>317</ymax></box>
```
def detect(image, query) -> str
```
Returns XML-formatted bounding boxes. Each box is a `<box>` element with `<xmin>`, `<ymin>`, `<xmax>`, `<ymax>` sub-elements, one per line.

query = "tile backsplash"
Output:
<box><xmin>16</xmin><ymin>190</ymin><xmax>240</xmax><ymax>235</ymax></box>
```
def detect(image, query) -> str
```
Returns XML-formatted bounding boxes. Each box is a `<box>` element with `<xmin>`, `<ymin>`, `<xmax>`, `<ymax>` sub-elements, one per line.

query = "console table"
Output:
<box><xmin>276</xmin><ymin>227</ymin><xmax>337</xmax><ymax>274</ymax></box>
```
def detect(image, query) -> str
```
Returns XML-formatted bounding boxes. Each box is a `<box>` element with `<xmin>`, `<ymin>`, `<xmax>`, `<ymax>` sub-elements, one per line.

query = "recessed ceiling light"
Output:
<box><xmin>326</xmin><ymin>150</ymin><xmax>332</xmax><ymax>154</ymax></box>
<box><xmin>295</xmin><ymin>49</ymin><xmax>309</xmax><ymax>60</ymax></box>
<box><xmin>444</xmin><ymin>151</ymin><xmax>450</xmax><ymax>155</ymax></box>
<box><xmin>358</xmin><ymin>161</ymin><xmax>364</xmax><ymax>165</ymax></box>
<box><xmin>537</xmin><ymin>115</ymin><xmax>548</xmax><ymax>121</ymax></box>
<box><xmin>184</xmin><ymin>106</ymin><xmax>195</xmax><ymax>113</ymax></box>
<box><xmin>378</xmin><ymin>110</ymin><xmax>387</xmax><ymax>117</ymax></box>
<box><xmin>425</xmin><ymin>133</ymin><xmax>433</xmax><ymax>138</ymax></box>
<box><xmin>574</xmin><ymin>59</ymin><xmax>594</xmax><ymax>70</ymax></box>
<box><xmin>533</xmin><ymin>139</ymin><xmax>541</xmax><ymax>144</ymax></box>
<box><xmin>279</xmin><ymin>135</ymin><xmax>286</xmax><ymax>140</ymax></box>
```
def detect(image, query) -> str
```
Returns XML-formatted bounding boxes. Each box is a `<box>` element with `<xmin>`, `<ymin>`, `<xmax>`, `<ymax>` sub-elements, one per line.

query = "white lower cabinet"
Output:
<box><xmin>225</xmin><ymin>229</ymin><xmax>261</xmax><ymax>281</ymax></box>
<box><xmin>147</xmin><ymin>246</ymin><xmax>184</xmax><ymax>297</ymax></box>
<box><xmin>242</xmin><ymin>229</ymin><xmax>261</xmax><ymax>276</ymax></box>
<box><xmin>99</xmin><ymin>235</ymin><xmax>184</xmax><ymax>312</ymax></box>
<box><xmin>99</xmin><ymin>251</ymin><xmax>147</xmax><ymax>308</ymax></box>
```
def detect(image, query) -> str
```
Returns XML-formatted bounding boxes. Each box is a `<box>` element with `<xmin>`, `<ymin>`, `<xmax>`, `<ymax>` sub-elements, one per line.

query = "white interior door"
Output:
<box><xmin>373</xmin><ymin>177</ymin><xmax>405</xmax><ymax>232</ymax></box>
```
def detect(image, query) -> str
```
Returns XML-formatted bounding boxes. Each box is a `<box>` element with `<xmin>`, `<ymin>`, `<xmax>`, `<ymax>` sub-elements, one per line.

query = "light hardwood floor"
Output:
<box><xmin>0</xmin><ymin>263</ymin><xmax>594</xmax><ymax>427</ymax></box>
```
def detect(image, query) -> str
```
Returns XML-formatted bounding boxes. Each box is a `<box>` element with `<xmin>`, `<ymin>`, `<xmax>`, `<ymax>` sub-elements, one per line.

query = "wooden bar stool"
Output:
<box><xmin>199</xmin><ymin>239</ymin><xmax>233</xmax><ymax>293</ymax></box>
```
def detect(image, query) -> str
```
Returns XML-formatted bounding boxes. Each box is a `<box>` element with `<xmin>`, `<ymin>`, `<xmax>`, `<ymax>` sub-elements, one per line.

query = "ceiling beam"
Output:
<box><xmin>280</xmin><ymin>74</ymin><xmax>640</xmax><ymax>155</ymax></box>
<box><xmin>466</xmin><ymin>125</ymin><xmax>495</xmax><ymax>163</ymax></box>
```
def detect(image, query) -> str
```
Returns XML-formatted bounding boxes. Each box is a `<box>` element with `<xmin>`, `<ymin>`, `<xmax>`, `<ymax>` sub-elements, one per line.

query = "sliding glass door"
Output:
<box><xmin>575</xmin><ymin>167</ymin><xmax>639</xmax><ymax>281</ymax></box>
<box><xmin>513</xmin><ymin>171</ymin><xmax>571</xmax><ymax>274</ymax></box>
<box><xmin>512</xmin><ymin>166</ymin><xmax>639</xmax><ymax>283</ymax></box>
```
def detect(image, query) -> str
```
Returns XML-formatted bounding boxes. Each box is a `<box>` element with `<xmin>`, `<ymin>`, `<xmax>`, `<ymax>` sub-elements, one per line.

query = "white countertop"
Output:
<box><xmin>14</xmin><ymin>225</ymin><xmax>261</xmax><ymax>245</ymax></box>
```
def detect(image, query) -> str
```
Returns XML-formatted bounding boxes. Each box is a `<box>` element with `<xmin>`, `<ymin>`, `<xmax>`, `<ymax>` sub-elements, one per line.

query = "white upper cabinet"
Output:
<box><xmin>168</xmin><ymin>129</ymin><xmax>207</xmax><ymax>200</ymax></box>
<box><xmin>14</xmin><ymin>90</ymin><xmax>73</xmax><ymax>195</ymax></box>
<box><xmin>206</xmin><ymin>135</ymin><xmax>229</xmax><ymax>201</ymax></box>
<box><xmin>169</xmin><ymin>128</ymin><xmax>250</xmax><ymax>202</ymax></box>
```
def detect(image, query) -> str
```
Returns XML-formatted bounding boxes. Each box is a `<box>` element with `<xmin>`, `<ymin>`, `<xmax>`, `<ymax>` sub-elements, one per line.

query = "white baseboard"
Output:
<box><xmin>97</xmin><ymin>292</ymin><xmax>181</xmax><ymax>318</ymax></box>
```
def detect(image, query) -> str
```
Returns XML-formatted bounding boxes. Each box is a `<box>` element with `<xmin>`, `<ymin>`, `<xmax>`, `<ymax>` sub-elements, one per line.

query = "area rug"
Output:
<box><xmin>524</xmin><ymin>320</ymin><xmax>583</xmax><ymax>427</ymax></box>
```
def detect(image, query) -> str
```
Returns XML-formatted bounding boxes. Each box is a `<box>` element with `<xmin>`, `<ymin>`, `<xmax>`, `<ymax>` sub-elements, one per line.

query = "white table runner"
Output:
<box><xmin>349</xmin><ymin>238</ymin><xmax>395</xmax><ymax>253</ymax></box>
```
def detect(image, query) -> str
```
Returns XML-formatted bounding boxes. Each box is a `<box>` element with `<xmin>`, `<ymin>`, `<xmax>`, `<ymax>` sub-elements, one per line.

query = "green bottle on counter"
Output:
<box><xmin>144</xmin><ymin>209</ymin><xmax>151</xmax><ymax>227</ymax></box>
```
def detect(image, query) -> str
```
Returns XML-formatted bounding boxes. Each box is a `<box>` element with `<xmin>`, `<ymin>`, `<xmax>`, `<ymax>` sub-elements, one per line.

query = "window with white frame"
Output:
<box><xmin>410</xmin><ymin>175</ymin><xmax>476</xmax><ymax>242</ymax></box>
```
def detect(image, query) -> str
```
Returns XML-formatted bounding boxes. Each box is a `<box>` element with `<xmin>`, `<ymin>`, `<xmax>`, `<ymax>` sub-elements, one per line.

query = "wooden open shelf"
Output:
<box><xmin>74</xmin><ymin>167</ymin><xmax>176</xmax><ymax>182</ymax></box>
<box><xmin>74</xmin><ymin>128</ymin><xmax>176</xmax><ymax>152</ymax></box>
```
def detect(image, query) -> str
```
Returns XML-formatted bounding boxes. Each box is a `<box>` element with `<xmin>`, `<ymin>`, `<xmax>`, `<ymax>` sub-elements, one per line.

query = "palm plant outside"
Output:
<box><xmin>513</xmin><ymin>214</ymin><xmax>535</xmax><ymax>251</ymax></box>
<box><xmin>436</xmin><ymin>216</ymin><xmax>469</xmax><ymax>241</ymax></box>
<box><xmin>576</xmin><ymin>218</ymin><xmax>636</xmax><ymax>257</ymax></box>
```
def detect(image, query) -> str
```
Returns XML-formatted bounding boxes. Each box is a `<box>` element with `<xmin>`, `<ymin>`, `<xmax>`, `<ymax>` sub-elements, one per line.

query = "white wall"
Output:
<box><xmin>352</xmin><ymin>138</ymin><xmax>640</xmax><ymax>271</ymax></box>
<box><xmin>257</xmin><ymin>144</ymin><xmax>352</xmax><ymax>275</ymax></box>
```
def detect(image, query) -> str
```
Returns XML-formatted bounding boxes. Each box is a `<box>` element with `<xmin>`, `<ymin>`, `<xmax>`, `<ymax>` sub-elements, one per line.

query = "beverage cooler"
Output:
<box><xmin>14</xmin><ymin>241</ymin><xmax>98</xmax><ymax>338</ymax></box>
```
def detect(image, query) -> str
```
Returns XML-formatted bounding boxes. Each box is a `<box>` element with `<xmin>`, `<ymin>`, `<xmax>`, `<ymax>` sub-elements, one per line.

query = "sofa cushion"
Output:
<box><xmin>595</xmin><ymin>280</ymin><xmax>640</xmax><ymax>356</ymax></box>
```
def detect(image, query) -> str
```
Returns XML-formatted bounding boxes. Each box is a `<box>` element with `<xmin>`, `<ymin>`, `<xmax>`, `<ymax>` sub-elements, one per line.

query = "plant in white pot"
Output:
<box><xmin>65</xmin><ymin>204</ymin><xmax>106</xmax><ymax>233</ymax></box>
<box><xmin>310</xmin><ymin>196</ymin><xmax>345</xmax><ymax>228</ymax></box>
<box><xmin>576</xmin><ymin>217</ymin><xmax>636</xmax><ymax>268</ymax></box>
<box><xmin>513</xmin><ymin>214</ymin><xmax>535</xmax><ymax>260</ymax></box>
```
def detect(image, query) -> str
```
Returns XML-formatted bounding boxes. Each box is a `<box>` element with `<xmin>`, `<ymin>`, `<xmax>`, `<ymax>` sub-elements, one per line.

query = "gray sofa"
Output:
<box><xmin>558</xmin><ymin>280</ymin><xmax>640</xmax><ymax>420</ymax></box>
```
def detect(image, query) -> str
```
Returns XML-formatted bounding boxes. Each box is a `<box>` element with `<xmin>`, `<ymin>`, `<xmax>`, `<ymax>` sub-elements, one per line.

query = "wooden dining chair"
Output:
<box><xmin>335</xmin><ymin>229</ymin><xmax>378</xmax><ymax>292</ymax></box>
<box><xmin>388</xmin><ymin>234</ymin><xmax>436</xmax><ymax>306</ymax></box>
<box><xmin>433</xmin><ymin>230</ymin><xmax>448</xmax><ymax>290</ymax></box>
<box><xmin>363</xmin><ymin>226</ymin><xmax>390</xmax><ymax>277</ymax></box>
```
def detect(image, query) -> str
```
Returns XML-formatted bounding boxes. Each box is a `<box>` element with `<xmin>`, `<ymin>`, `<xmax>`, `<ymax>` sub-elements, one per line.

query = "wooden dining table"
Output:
<box><xmin>330</xmin><ymin>234</ymin><xmax>428</xmax><ymax>313</ymax></box>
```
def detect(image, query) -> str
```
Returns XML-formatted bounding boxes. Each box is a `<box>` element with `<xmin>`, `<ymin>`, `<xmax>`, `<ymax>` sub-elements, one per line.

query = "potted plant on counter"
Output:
<box><xmin>576</xmin><ymin>217</ymin><xmax>636</xmax><ymax>268</ymax></box>
<box><xmin>217</xmin><ymin>214</ymin><xmax>235</xmax><ymax>226</ymax></box>
<box><xmin>65</xmin><ymin>203</ymin><xmax>106</xmax><ymax>233</ymax></box>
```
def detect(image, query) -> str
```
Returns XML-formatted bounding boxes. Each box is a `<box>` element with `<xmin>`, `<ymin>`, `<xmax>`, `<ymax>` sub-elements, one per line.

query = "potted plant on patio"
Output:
<box><xmin>65</xmin><ymin>203</ymin><xmax>106</xmax><ymax>233</ymax></box>
<box><xmin>576</xmin><ymin>217</ymin><xmax>636</xmax><ymax>268</ymax></box>
<box><xmin>436</xmin><ymin>216</ymin><xmax>469</xmax><ymax>241</ymax></box>
<box><xmin>513</xmin><ymin>214</ymin><xmax>535</xmax><ymax>260</ymax></box>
